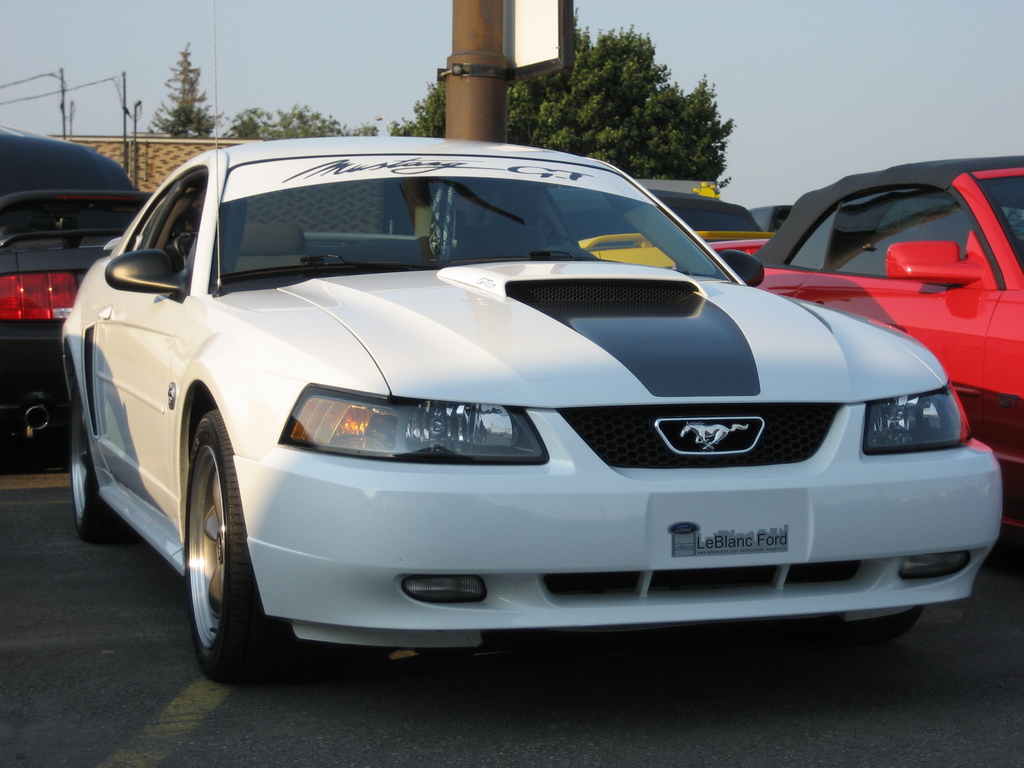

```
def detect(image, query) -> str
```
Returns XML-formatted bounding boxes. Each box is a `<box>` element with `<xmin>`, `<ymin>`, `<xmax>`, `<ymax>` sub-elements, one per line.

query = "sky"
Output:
<box><xmin>1</xmin><ymin>0</ymin><xmax>1021</xmax><ymax>209</ymax></box>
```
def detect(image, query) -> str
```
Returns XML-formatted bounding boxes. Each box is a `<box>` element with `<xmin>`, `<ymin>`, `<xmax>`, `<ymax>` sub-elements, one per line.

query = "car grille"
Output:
<box><xmin>559</xmin><ymin>403</ymin><xmax>839</xmax><ymax>468</ymax></box>
<box><xmin>544</xmin><ymin>561</ymin><xmax>860</xmax><ymax>596</ymax></box>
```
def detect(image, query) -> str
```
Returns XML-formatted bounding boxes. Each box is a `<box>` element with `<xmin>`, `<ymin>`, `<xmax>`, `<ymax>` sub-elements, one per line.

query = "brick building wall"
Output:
<box><xmin>69</xmin><ymin>135</ymin><xmax>257</xmax><ymax>193</ymax></box>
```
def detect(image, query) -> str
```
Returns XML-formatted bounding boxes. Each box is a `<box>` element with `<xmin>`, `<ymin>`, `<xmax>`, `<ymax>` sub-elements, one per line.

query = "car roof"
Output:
<box><xmin>0</xmin><ymin>127</ymin><xmax>135</xmax><ymax>195</ymax></box>
<box><xmin>758</xmin><ymin>155</ymin><xmax>1024</xmax><ymax>263</ymax></box>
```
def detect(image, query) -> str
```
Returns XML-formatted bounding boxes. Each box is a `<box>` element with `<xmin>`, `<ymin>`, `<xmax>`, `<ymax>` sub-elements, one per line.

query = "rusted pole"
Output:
<box><xmin>445</xmin><ymin>0</ymin><xmax>509</xmax><ymax>142</ymax></box>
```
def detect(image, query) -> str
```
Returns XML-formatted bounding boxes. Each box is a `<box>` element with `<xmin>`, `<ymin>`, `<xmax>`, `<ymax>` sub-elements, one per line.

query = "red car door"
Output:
<box><xmin>965</xmin><ymin>170</ymin><xmax>1024</xmax><ymax>528</ymax></box>
<box><xmin>758</xmin><ymin>266</ymin><xmax>807</xmax><ymax>297</ymax></box>
<box><xmin>985</xmin><ymin>292</ymin><xmax>1024</xmax><ymax>523</ymax></box>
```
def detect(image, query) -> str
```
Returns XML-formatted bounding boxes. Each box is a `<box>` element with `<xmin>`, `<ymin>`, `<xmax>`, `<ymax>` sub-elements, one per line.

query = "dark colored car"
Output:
<box><xmin>750</xmin><ymin>204</ymin><xmax>791</xmax><ymax>232</ymax></box>
<box><xmin>756</xmin><ymin>156</ymin><xmax>1024</xmax><ymax>545</ymax></box>
<box><xmin>643</xmin><ymin>184</ymin><xmax>767</xmax><ymax>241</ymax></box>
<box><xmin>641</xmin><ymin>184</ymin><xmax>772</xmax><ymax>261</ymax></box>
<box><xmin>0</xmin><ymin>129</ymin><xmax>147</xmax><ymax>441</ymax></box>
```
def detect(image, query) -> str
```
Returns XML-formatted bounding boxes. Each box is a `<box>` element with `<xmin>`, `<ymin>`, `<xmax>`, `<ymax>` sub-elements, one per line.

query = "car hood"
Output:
<box><xmin>258</xmin><ymin>262</ymin><xmax>945</xmax><ymax>407</ymax></box>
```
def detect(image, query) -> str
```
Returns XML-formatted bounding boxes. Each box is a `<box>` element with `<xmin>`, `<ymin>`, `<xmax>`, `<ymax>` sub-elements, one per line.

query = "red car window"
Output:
<box><xmin>791</xmin><ymin>187</ymin><xmax>972</xmax><ymax>277</ymax></box>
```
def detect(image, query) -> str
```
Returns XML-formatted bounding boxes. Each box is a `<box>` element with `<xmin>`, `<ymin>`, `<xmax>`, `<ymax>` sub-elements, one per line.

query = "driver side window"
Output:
<box><xmin>128</xmin><ymin>170</ymin><xmax>208</xmax><ymax>270</ymax></box>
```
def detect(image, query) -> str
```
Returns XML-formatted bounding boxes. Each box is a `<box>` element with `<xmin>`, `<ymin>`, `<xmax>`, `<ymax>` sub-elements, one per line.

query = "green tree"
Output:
<box><xmin>226</xmin><ymin>104</ymin><xmax>378</xmax><ymax>140</ymax></box>
<box><xmin>150</xmin><ymin>44</ymin><xmax>216</xmax><ymax>137</ymax></box>
<box><xmin>393</xmin><ymin>26</ymin><xmax>733</xmax><ymax>182</ymax></box>
<box><xmin>226</xmin><ymin>107</ymin><xmax>273</xmax><ymax>140</ymax></box>
<box><xmin>392</xmin><ymin>82</ymin><xmax>447</xmax><ymax>138</ymax></box>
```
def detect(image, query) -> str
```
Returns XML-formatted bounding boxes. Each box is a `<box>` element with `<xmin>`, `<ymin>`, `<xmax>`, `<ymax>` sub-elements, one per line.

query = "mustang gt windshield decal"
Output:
<box><xmin>223</xmin><ymin>154</ymin><xmax>619</xmax><ymax>203</ymax></box>
<box><xmin>284</xmin><ymin>157</ymin><xmax>594</xmax><ymax>182</ymax></box>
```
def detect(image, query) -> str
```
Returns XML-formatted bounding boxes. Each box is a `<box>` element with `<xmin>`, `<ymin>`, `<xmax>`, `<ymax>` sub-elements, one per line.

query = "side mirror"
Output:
<box><xmin>105</xmin><ymin>249</ymin><xmax>188</xmax><ymax>294</ymax></box>
<box><xmin>718</xmin><ymin>248</ymin><xmax>765</xmax><ymax>286</ymax></box>
<box><xmin>886</xmin><ymin>241</ymin><xmax>985</xmax><ymax>286</ymax></box>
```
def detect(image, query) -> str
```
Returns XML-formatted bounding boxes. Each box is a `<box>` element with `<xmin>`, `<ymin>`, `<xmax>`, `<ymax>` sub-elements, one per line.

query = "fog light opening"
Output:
<box><xmin>402</xmin><ymin>575</ymin><xmax>487</xmax><ymax>603</ymax></box>
<box><xmin>899</xmin><ymin>551</ymin><xmax>970</xmax><ymax>580</ymax></box>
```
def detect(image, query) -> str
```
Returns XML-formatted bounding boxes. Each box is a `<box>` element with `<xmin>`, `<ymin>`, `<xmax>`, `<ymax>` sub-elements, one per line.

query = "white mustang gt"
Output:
<box><xmin>63</xmin><ymin>138</ymin><xmax>1001</xmax><ymax>681</ymax></box>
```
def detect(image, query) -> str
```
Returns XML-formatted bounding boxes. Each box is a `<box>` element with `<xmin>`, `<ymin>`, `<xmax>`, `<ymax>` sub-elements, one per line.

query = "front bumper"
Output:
<box><xmin>236</xmin><ymin>405</ymin><xmax>1001</xmax><ymax>648</ymax></box>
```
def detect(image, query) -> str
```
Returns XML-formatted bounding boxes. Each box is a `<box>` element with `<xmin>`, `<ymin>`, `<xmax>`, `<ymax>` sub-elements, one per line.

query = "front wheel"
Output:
<box><xmin>185</xmin><ymin>410</ymin><xmax>289</xmax><ymax>682</ymax></box>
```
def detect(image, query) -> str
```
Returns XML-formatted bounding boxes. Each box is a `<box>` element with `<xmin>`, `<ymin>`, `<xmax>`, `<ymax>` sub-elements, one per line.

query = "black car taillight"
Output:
<box><xmin>0</xmin><ymin>272</ymin><xmax>78</xmax><ymax>320</ymax></box>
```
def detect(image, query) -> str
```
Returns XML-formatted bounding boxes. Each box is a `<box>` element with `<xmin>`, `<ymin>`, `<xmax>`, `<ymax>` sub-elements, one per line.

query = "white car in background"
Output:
<box><xmin>63</xmin><ymin>137</ymin><xmax>1001</xmax><ymax>682</ymax></box>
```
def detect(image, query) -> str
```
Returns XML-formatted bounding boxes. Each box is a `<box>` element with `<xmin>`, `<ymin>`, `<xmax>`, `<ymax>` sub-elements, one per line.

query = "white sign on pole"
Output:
<box><xmin>503</xmin><ymin>0</ymin><xmax>574</xmax><ymax>81</ymax></box>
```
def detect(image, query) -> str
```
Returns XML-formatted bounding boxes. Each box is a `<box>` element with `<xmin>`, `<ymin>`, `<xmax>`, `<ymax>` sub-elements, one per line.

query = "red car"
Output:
<box><xmin>756</xmin><ymin>156</ymin><xmax>1024</xmax><ymax>545</ymax></box>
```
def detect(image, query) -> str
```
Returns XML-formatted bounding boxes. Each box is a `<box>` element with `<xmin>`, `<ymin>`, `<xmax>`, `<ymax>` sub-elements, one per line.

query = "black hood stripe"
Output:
<box><xmin>512</xmin><ymin>284</ymin><xmax>760</xmax><ymax>397</ymax></box>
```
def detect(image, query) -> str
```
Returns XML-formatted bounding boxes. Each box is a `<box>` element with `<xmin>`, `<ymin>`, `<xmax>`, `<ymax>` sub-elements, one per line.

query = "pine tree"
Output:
<box><xmin>150</xmin><ymin>45</ymin><xmax>215</xmax><ymax>137</ymax></box>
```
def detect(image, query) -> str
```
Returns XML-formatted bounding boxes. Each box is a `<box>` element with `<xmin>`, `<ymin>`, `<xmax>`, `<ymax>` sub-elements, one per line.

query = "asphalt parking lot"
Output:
<box><xmin>2</xmin><ymin>447</ymin><xmax>1023</xmax><ymax>768</ymax></box>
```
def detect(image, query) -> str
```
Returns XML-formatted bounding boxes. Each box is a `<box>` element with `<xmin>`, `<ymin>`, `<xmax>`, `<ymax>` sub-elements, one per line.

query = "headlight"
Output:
<box><xmin>863</xmin><ymin>387</ymin><xmax>969</xmax><ymax>454</ymax></box>
<box><xmin>282</xmin><ymin>387</ymin><xmax>547</xmax><ymax>463</ymax></box>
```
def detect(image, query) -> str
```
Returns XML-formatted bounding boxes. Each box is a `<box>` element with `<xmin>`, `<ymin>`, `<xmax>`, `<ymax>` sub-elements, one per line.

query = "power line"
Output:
<box><xmin>0</xmin><ymin>73</ymin><xmax>61</xmax><ymax>90</ymax></box>
<box><xmin>0</xmin><ymin>75</ymin><xmax>119</xmax><ymax>108</ymax></box>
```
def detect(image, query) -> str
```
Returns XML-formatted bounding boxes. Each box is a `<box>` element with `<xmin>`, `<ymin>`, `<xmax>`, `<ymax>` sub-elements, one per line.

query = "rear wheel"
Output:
<box><xmin>70</xmin><ymin>385</ymin><xmax>124</xmax><ymax>543</ymax></box>
<box><xmin>185</xmin><ymin>410</ymin><xmax>289</xmax><ymax>681</ymax></box>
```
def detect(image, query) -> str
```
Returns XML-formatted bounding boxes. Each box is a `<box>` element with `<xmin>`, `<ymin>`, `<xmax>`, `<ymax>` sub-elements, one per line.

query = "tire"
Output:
<box><xmin>70</xmin><ymin>384</ymin><xmax>125</xmax><ymax>543</ymax></box>
<box><xmin>792</xmin><ymin>606</ymin><xmax>924</xmax><ymax>646</ymax></box>
<box><xmin>185</xmin><ymin>410</ymin><xmax>289</xmax><ymax>682</ymax></box>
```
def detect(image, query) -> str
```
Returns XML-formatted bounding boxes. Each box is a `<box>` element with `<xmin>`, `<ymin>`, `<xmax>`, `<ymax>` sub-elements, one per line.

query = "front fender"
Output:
<box><xmin>176</xmin><ymin>293</ymin><xmax>391</xmax><ymax>465</ymax></box>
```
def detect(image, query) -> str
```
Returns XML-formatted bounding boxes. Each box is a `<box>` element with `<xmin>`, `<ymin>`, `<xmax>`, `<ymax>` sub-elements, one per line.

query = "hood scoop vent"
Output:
<box><xmin>506</xmin><ymin>278</ymin><xmax>700</xmax><ymax>317</ymax></box>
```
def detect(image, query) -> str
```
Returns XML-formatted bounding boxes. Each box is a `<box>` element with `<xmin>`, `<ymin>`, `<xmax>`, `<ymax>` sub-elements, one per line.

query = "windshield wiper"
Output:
<box><xmin>300</xmin><ymin>254</ymin><xmax>346</xmax><ymax>265</ymax></box>
<box><xmin>442</xmin><ymin>248</ymin><xmax>598</xmax><ymax>265</ymax></box>
<box><xmin>221</xmin><ymin>259</ymin><xmax>439</xmax><ymax>284</ymax></box>
<box><xmin>528</xmin><ymin>249</ymin><xmax>595</xmax><ymax>261</ymax></box>
<box><xmin>223</xmin><ymin>247</ymin><xmax>598</xmax><ymax>284</ymax></box>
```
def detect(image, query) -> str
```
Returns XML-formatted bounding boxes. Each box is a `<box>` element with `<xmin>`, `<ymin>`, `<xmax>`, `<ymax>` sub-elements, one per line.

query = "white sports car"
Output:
<box><xmin>63</xmin><ymin>137</ymin><xmax>1001</xmax><ymax>681</ymax></box>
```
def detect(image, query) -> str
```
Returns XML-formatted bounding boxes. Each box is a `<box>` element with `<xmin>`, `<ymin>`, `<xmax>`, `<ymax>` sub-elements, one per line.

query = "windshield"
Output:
<box><xmin>217</xmin><ymin>156</ymin><xmax>725</xmax><ymax>283</ymax></box>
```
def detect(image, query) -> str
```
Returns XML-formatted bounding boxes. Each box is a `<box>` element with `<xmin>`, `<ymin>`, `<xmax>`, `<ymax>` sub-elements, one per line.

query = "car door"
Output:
<box><xmin>969</xmin><ymin>171</ymin><xmax>1024</xmax><ymax>521</ymax></box>
<box><xmin>91</xmin><ymin>169</ymin><xmax>207</xmax><ymax>524</ymax></box>
<box><xmin>780</xmin><ymin>187</ymin><xmax>1001</xmax><ymax>439</ymax></box>
<box><xmin>984</xmin><ymin>291</ymin><xmax>1024</xmax><ymax>518</ymax></box>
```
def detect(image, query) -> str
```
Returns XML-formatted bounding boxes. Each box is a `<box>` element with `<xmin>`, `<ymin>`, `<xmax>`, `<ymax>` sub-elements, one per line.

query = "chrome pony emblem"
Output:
<box><xmin>654</xmin><ymin>416</ymin><xmax>765</xmax><ymax>455</ymax></box>
<box><xmin>681</xmin><ymin>422</ymin><xmax>748</xmax><ymax>451</ymax></box>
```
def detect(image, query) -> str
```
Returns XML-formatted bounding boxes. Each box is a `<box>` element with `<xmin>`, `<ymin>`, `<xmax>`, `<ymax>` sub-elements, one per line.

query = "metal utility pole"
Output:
<box><xmin>57</xmin><ymin>69</ymin><xmax>66</xmax><ymax>139</ymax></box>
<box><xmin>444</xmin><ymin>0</ymin><xmax>509</xmax><ymax>142</ymax></box>
<box><xmin>120</xmin><ymin>72</ymin><xmax>129</xmax><ymax>172</ymax></box>
<box><xmin>131</xmin><ymin>100</ymin><xmax>142</xmax><ymax>188</ymax></box>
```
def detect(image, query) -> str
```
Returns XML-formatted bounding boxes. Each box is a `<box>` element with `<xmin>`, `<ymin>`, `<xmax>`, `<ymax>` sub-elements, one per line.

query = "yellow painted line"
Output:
<box><xmin>96</xmin><ymin>678</ymin><xmax>231</xmax><ymax>768</ymax></box>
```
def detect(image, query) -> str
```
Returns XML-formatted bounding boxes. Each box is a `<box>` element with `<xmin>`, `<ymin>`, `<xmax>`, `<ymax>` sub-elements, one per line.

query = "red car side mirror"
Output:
<box><xmin>886</xmin><ymin>241</ymin><xmax>985</xmax><ymax>286</ymax></box>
